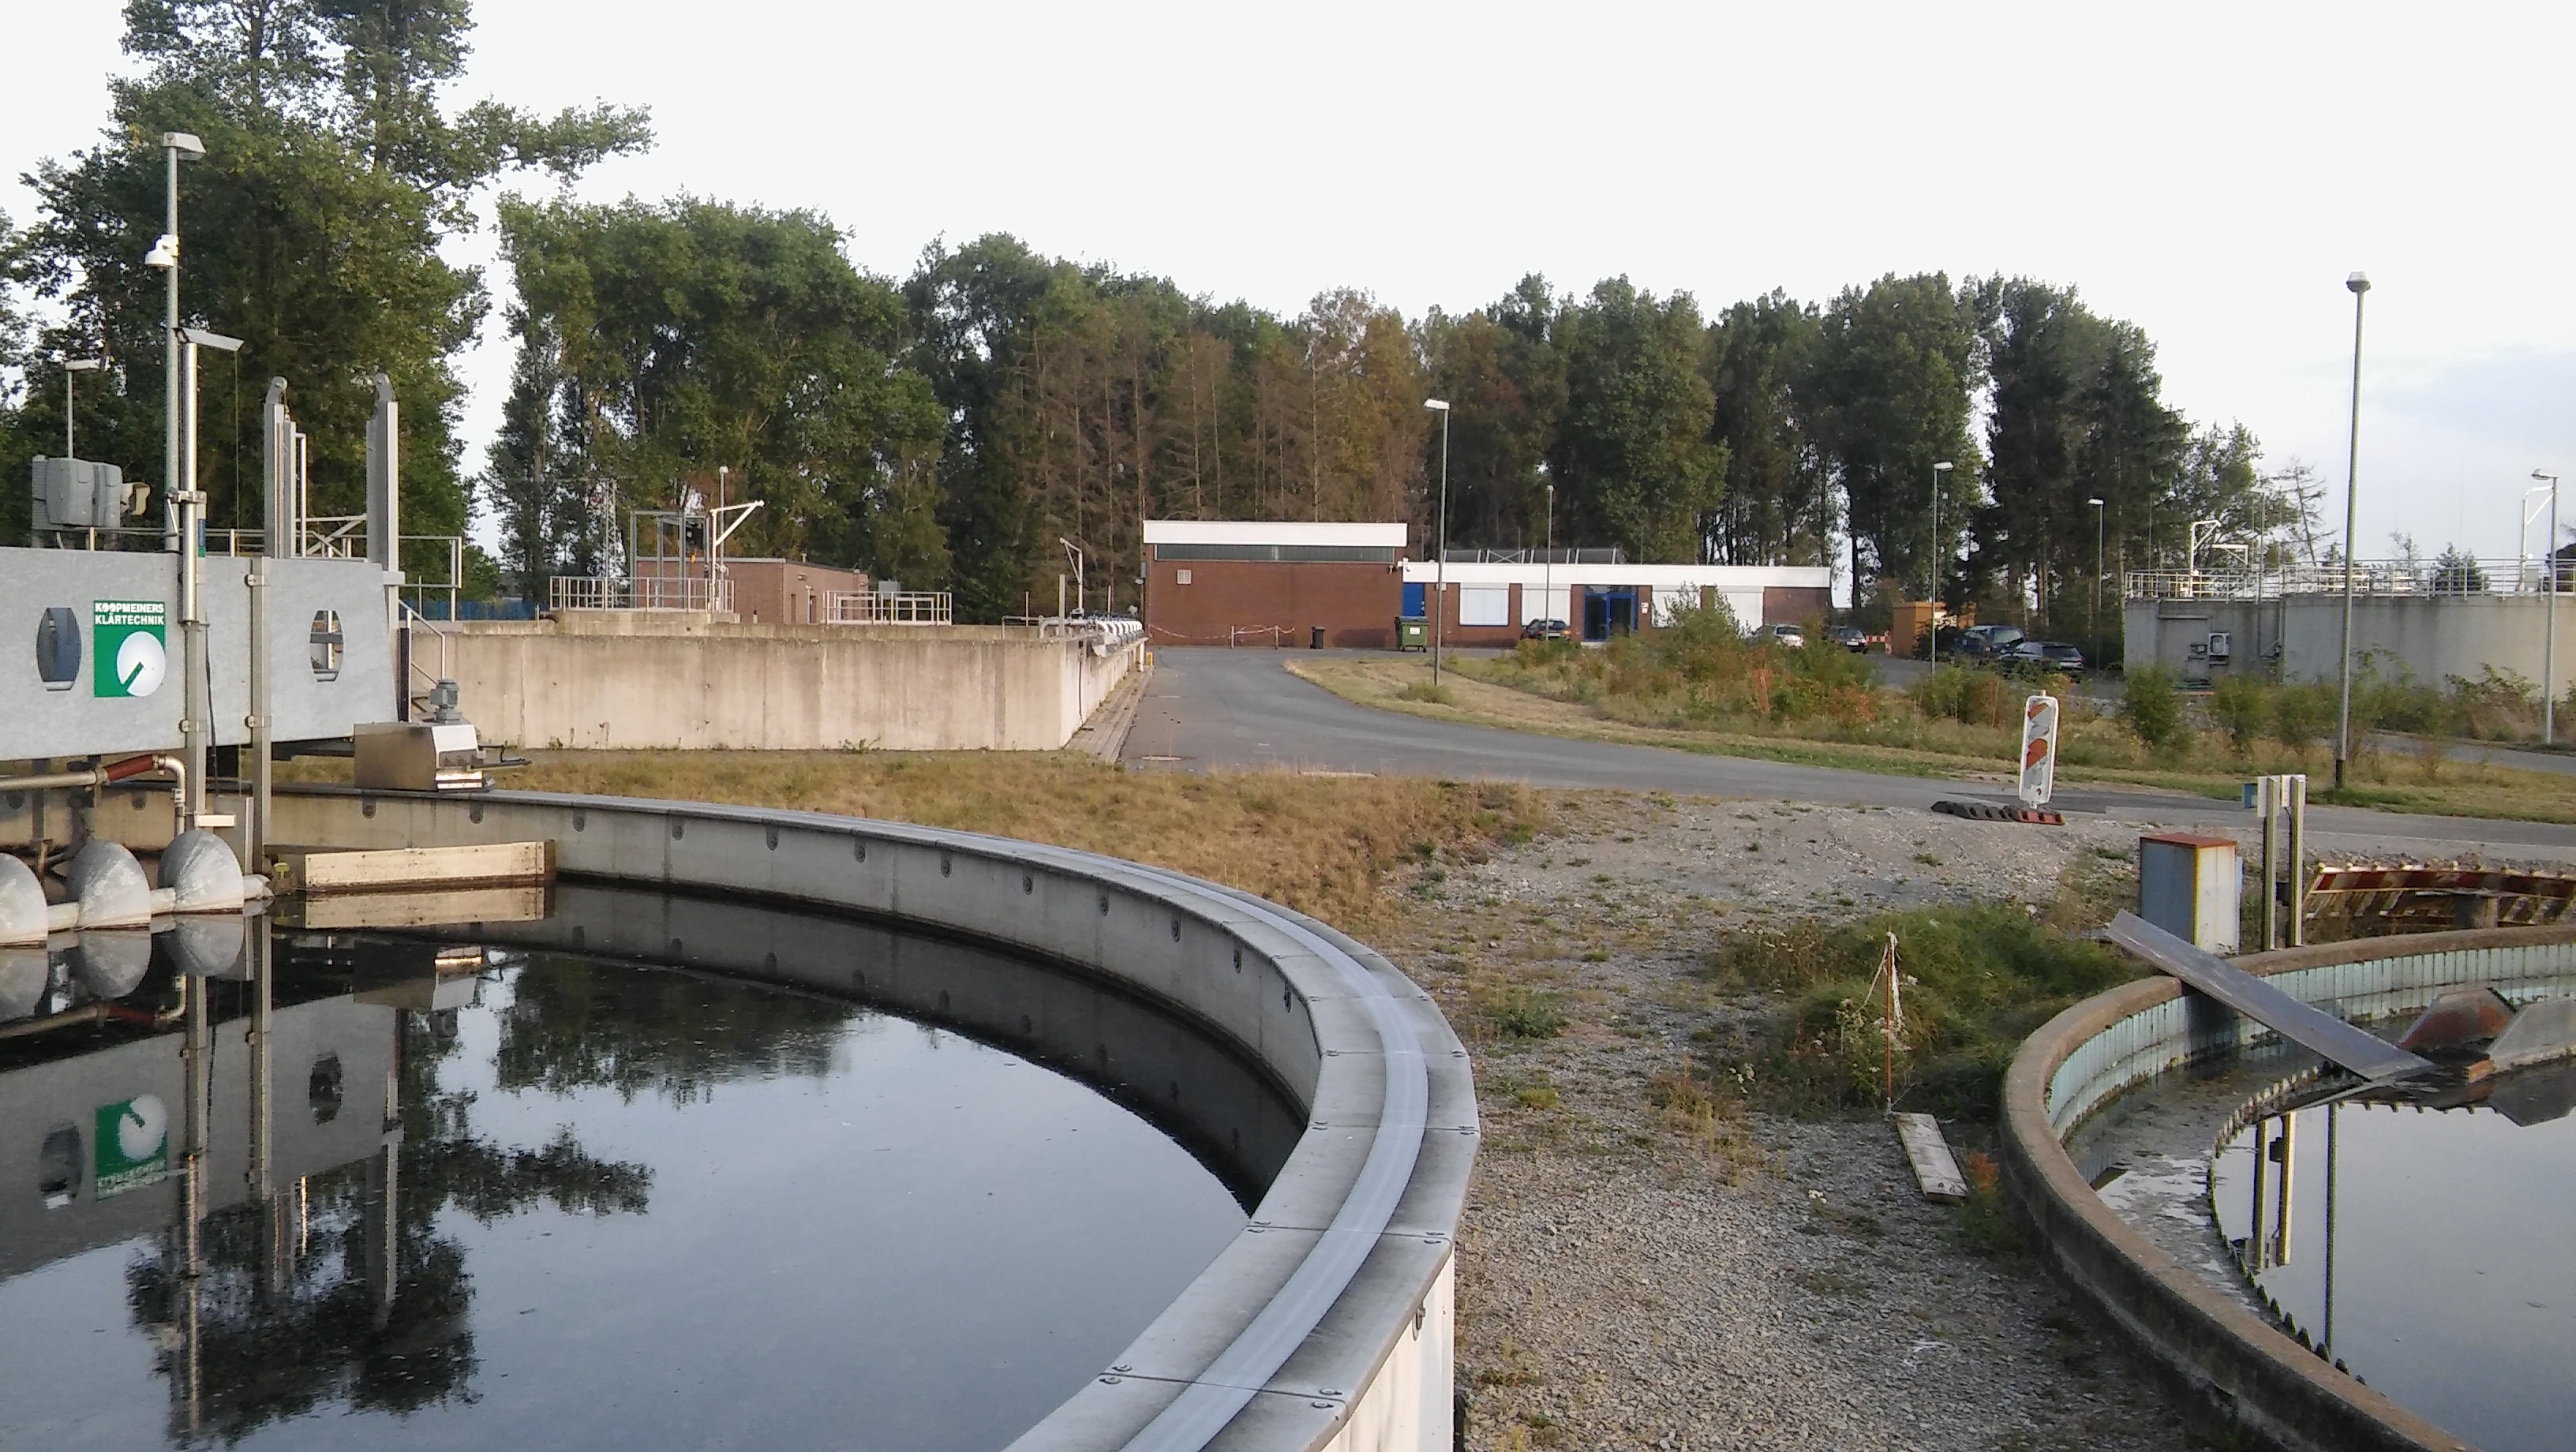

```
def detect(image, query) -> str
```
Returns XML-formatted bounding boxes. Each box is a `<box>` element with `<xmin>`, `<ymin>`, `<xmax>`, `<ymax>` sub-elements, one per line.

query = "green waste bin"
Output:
<box><xmin>1396</xmin><ymin>617</ymin><xmax>1428</xmax><ymax>651</ymax></box>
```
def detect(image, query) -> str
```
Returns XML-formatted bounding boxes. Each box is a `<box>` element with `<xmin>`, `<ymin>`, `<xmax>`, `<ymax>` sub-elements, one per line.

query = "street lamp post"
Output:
<box><xmin>1544</xmin><ymin>477</ymin><xmax>1556</xmax><ymax>637</ymax></box>
<box><xmin>1926</xmin><ymin>461</ymin><xmax>1953</xmax><ymax>661</ymax></box>
<box><xmin>1425</xmin><ymin>399</ymin><xmax>1451</xmax><ymax>686</ymax></box>
<box><xmin>2334</xmin><ymin>272</ymin><xmax>2370</xmax><ymax>791</ymax></box>
<box><xmin>2088</xmin><ymin>497</ymin><xmax>2106</xmax><ymax>666</ymax></box>
<box><xmin>2522</xmin><ymin>484</ymin><xmax>2554</xmax><ymax>593</ymax></box>
<box><xmin>2537</xmin><ymin>469</ymin><xmax>2562</xmax><ymax>744</ymax></box>
<box><xmin>62</xmin><ymin>357</ymin><xmax>104</xmax><ymax>458</ymax></box>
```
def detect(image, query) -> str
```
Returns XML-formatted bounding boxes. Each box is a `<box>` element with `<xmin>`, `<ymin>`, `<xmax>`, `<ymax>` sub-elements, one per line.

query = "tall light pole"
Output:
<box><xmin>2537</xmin><ymin>469</ymin><xmax>2562</xmax><ymax>745</ymax></box>
<box><xmin>62</xmin><ymin>357</ymin><xmax>105</xmax><ymax>458</ymax></box>
<box><xmin>2088</xmin><ymin>497</ymin><xmax>2106</xmax><ymax>665</ymax></box>
<box><xmin>151</xmin><ymin>132</ymin><xmax>204</xmax><ymax>543</ymax></box>
<box><xmin>1926</xmin><ymin>461</ymin><xmax>1953</xmax><ymax>660</ymax></box>
<box><xmin>2334</xmin><ymin>272</ymin><xmax>2369</xmax><ymax>791</ymax></box>
<box><xmin>1543</xmin><ymin>476</ymin><xmax>1556</xmax><ymax>634</ymax></box>
<box><xmin>1425</xmin><ymin>399</ymin><xmax>1451</xmax><ymax>685</ymax></box>
<box><xmin>146</xmin><ymin>133</ymin><xmax>207</xmax><ymax>825</ymax></box>
<box><xmin>2522</xmin><ymin>484</ymin><xmax>2553</xmax><ymax>593</ymax></box>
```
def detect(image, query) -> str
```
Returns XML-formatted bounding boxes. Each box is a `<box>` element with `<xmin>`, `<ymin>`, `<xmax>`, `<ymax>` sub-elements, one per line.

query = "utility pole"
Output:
<box><xmin>2334</xmin><ymin>273</ymin><xmax>2370</xmax><ymax>791</ymax></box>
<box><xmin>1425</xmin><ymin>399</ymin><xmax>1451</xmax><ymax>684</ymax></box>
<box><xmin>2539</xmin><ymin>470</ymin><xmax>2563</xmax><ymax>744</ymax></box>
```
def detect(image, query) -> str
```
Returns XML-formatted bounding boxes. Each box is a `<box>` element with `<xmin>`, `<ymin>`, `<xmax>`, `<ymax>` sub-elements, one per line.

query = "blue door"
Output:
<box><xmin>1402</xmin><ymin>582</ymin><xmax>1426</xmax><ymax>618</ymax></box>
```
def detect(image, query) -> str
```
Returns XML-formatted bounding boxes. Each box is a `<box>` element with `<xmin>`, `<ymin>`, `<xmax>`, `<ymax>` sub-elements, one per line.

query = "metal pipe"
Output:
<box><xmin>179</xmin><ymin>339</ymin><xmax>209</xmax><ymax>828</ymax></box>
<box><xmin>249</xmin><ymin>556</ymin><xmax>271</xmax><ymax>869</ymax></box>
<box><xmin>0</xmin><ymin>752</ymin><xmax>182</xmax><ymax>795</ymax></box>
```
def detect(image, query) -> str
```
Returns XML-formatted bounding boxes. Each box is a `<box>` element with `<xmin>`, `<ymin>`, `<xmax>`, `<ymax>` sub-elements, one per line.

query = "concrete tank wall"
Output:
<box><xmin>271</xmin><ymin>785</ymin><xmax>1468</xmax><ymax>1452</ymax></box>
<box><xmin>432</xmin><ymin>616</ymin><xmax>1139</xmax><ymax>750</ymax></box>
<box><xmin>2124</xmin><ymin>593</ymin><xmax>2576</xmax><ymax>688</ymax></box>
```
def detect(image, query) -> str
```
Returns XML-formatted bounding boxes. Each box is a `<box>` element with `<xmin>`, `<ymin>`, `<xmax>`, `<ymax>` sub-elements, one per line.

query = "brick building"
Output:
<box><xmin>1142</xmin><ymin>520</ymin><xmax>1833</xmax><ymax>648</ymax></box>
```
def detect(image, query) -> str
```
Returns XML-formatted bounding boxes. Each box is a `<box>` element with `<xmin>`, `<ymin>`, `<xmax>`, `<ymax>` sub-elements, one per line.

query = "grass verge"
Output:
<box><xmin>1290</xmin><ymin>655</ymin><xmax>2576</xmax><ymax>824</ymax></box>
<box><xmin>284</xmin><ymin>749</ymin><xmax>1546</xmax><ymax>933</ymax></box>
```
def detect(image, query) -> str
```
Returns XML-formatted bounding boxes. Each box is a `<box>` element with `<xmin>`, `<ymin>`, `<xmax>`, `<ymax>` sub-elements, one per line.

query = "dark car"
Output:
<box><xmin>1829</xmin><ymin>625</ymin><xmax>1870</xmax><ymax>653</ymax></box>
<box><xmin>1522</xmin><ymin>618</ymin><xmax>1571</xmax><ymax>641</ymax></box>
<box><xmin>2003</xmin><ymin>640</ymin><xmax>2086</xmax><ymax>678</ymax></box>
<box><xmin>1949</xmin><ymin>633</ymin><xmax>1999</xmax><ymax>664</ymax></box>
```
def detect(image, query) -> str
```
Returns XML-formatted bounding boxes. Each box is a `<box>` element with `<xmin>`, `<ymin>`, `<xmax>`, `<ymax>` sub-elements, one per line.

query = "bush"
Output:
<box><xmin>1706</xmin><ymin>905</ymin><xmax>2136</xmax><ymax>1119</ymax></box>
<box><xmin>1909</xmin><ymin>665</ymin><xmax>2013</xmax><ymax>728</ymax></box>
<box><xmin>2208</xmin><ymin>673</ymin><xmax>2271</xmax><ymax>756</ymax></box>
<box><xmin>1486</xmin><ymin>988</ymin><xmax>1567</xmax><ymax>1039</ymax></box>
<box><xmin>2271</xmin><ymin>680</ymin><xmax>2334</xmax><ymax>759</ymax></box>
<box><xmin>2121</xmin><ymin>664</ymin><xmax>2187</xmax><ymax>758</ymax></box>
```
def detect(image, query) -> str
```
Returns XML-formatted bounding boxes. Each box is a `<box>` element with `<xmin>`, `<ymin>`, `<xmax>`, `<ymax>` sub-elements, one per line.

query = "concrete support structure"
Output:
<box><xmin>2123</xmin><ymin>593</ymin><xmax>2576</xmax><ymax>689</ymax></box>
<box><xmin>439</xmin><ymin>616</ymin><xmax>1142</xmax><ymax>750</ymax></box>
<box><xmin>271</xmin><ymin>784</ymin><xmax>1470</xmax><ymax>1452</ymax></box>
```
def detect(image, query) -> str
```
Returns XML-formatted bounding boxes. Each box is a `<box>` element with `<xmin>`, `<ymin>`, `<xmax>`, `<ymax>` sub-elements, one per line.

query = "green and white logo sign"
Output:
<box><xmin>93</xmin><ymin>1093</ymin><xmax>171</xmax><ymax>1197</ymax></box>
<box><xmin>92</xmin><ymin>599</ymin><xmax>168</xmax><ymax>698</ymax></box>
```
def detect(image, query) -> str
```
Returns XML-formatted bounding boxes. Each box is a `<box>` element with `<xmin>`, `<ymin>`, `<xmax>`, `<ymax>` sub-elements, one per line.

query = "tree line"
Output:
<box><xmin>2</xmin><ymin>2</ymin><xmax>2319</xmax><ymax>634</ymax></box>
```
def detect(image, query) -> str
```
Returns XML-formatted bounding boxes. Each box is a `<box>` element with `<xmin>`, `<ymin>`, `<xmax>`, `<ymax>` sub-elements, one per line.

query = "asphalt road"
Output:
<box><xmin>1122</xmin><ymin>647</ymin><xmax>2576</xmax><ymax>855</ymax></box>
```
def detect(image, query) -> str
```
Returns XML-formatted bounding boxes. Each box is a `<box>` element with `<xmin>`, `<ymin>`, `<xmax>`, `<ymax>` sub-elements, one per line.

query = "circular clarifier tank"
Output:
<box><xmin>0</xmin><ymin>894</ymin><xmax>1286</xmax><ymax>1451</ymax></box>
<box><xmin>2068</xmin><ymin>979</ymin><xmax>2576</xmax><ymax>1452</ymax></box>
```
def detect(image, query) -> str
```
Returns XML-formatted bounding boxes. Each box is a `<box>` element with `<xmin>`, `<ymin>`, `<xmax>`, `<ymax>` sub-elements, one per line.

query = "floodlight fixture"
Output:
<box><xmin>180</xmin><ymin>327</ymin><xmax>243</xmax><ymax>353</ymax></box>
<box><xmin>160</xmin><ymin>132</ymin><xmax>205</xmax><ymax>161</ymax></box>
<box><xmin>2346</xmin><ymin>271</ymin><xmax>2370</xmax><ymax>295</ymax></box>
<box><xmin>144</xmin><ymin>234</ymin><xmax>178</xmax><ymax>269</ymax></box>
<box><xmin>1422</xmin><ymin>399</ymin><xmax>1450</xmax><ymax>412</ymax></box>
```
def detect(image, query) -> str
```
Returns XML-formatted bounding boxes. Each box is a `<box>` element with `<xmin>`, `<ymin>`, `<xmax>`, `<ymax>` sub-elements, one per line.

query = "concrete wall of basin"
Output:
<box><xmin>273</xmin><ymin>785</ymin><xmax>1470</xmax><ymax>1452</ymax></box>
<box><xmin>2002</xmin><ymin>926</ymin><xmax>2576</xmax><ymax>1452</ymax></box>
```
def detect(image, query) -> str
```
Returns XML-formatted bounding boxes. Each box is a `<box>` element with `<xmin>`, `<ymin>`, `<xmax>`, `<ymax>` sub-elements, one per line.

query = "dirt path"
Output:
<box><xmin>1385</xmin><ymin>793</ymin><xmax>2196</xmax><ymax>1451</ymax></box>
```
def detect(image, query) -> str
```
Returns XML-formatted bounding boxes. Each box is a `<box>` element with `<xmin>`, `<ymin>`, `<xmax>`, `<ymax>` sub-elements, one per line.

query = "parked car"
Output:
<box><xmin>2003</xmin><ymin>640</ymin><xmax>2086</xmax><ymax>678</ymax></box>
<box><xmin>1829</xmin><ymin>625</ymin><xmax>1870</xmax><ymax>653</ymax></box>
<box><xmin>1522</xmin><ymin>617</ymin><xmax>1571</xmax><ymax>641</ymax></box>
<box><xmin>1761</xmin><ymin>622</ymin><xmax>1807</xmax><ymax>649</ymax></box>
<box><xmin>1962</xmin><ymin>623</ymin><xmax>2025</xmax><ymax>651</ymax></box>
<box><xmin>1949</xmin><ymin>633</ymin><xmax>2001</xmax><ymax>664</ymax></box>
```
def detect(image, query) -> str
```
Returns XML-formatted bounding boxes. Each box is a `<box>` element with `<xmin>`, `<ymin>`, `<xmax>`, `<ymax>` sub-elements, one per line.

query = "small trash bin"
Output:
<box><xmin>1396</xmin><ymin>617</ymin><xmax>1427</xmax><ymax>651</ymax></box>
<box><xmin>1310</xmin><ymin>625</ymin><xmax>1326</xmax><ymax>649</ymax></box>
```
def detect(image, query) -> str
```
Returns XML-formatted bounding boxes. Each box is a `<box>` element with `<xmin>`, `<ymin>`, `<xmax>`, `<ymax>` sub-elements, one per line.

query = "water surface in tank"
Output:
<box><xmin>0</xmin><ymin>913</ymin><xmax>1264</xmax><ymax>1450</ymax></box>
<box><xmin>2209</xmin><ymin>1065</ymin><xmax>2576</xmax><ymax>1452</ymax></box>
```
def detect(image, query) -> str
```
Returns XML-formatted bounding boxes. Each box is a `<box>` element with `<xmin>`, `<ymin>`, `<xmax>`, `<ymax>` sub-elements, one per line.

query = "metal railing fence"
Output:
<box><xmin>2125</xmin><ymin>557</ymin><xmax>2566</xmax><ymax>601</ymax></box>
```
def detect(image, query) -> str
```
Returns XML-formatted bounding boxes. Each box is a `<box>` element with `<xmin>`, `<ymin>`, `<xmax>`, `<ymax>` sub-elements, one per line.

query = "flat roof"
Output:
<box><xmin>1144</xmin><ymin>520</ymin><xmax>1410</xmax><ymax>548</ymax></box>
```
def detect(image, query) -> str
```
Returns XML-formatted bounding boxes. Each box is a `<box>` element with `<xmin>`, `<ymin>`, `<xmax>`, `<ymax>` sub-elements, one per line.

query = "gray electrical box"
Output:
<box><xmin>30</xmin><ymin>456</ymin><xmax>135</xmax><ymax>531</ymax></box>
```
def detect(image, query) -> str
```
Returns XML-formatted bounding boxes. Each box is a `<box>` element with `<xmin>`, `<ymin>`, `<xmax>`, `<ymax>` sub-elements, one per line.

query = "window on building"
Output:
<box><xmin>1459</xmin><ymin>586</ymin><xmax>1511</xmax><ymax>627</ymax></box>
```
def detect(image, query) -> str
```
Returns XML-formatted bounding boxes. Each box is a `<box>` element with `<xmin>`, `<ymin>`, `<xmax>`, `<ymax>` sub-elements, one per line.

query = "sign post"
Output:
<box><xmin>2018</xmin><ymin>694</ymin><xmax>2060</xmax><ymax>809</ymax></box>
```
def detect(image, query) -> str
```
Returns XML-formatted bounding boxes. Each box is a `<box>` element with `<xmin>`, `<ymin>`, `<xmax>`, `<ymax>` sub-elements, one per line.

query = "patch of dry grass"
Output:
<box><xmin>286</xmin><ymin>750</ymin><xmax>1546</xmax><ymax>931</ymax></box>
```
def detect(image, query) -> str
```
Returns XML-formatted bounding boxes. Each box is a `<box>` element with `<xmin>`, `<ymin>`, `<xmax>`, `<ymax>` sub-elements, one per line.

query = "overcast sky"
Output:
<box><xmin>13</xmin><ymin>1</ymin><xmax>2574</xmax><ymax>563</ymax></box>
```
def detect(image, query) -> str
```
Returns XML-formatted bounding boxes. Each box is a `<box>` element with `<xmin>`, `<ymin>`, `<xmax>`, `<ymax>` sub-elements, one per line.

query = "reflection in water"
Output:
<box><xmin>0</xmin><ymin>915</ymin><xmax>1252</xmax><ymax>1450</ymax></box>
<box><xmin>2212</xmin><ymin>1069</ymin><xmax>2576</xmax><ymax>1452</ymax></box>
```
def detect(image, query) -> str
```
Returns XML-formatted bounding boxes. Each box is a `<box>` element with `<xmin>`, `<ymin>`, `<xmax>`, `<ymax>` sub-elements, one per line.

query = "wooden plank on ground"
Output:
<box><xmin>1893</xmin><ymin>1112</ymin><xmax>1968</xmax><ymax>1203</ymax></box>
<box><xmin>269</xmin><ymin>840</ymin><xmax>555</xmax><ymax>896</ymax></box>
<box><xmin>2106</xmin><ymin>911</ymin><xmax>2434</xmax><ymax>1083</ymax></box>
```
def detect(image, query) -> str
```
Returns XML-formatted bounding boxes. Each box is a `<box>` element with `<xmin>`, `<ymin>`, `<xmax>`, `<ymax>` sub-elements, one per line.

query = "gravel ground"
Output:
<box><xmin>1375</xmin><ymin>789</ymin><xmax>2576</xmax><ymax>1451</ymax></box>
